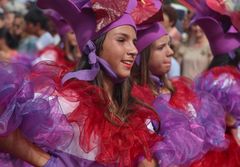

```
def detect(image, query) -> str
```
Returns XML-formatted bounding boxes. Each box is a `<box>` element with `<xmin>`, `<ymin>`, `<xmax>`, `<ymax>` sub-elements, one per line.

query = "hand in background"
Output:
<box><xmin>138</xmin><ymin>158</ymin><xmax>158</xmax><ymax>167</ymax></box>
<box><xmin>0</xmin><ymin>129</ymin><xmax>50</xmax><ymax>167</ymax></box>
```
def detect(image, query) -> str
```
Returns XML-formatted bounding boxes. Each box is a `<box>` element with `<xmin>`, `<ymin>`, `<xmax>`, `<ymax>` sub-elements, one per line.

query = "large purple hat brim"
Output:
<box><xmin>191</xmin><ymin>16</ymin><xmax>240</xmax><ymax>55</ymax></box>
<box><xmin>137</xmin><ymin>23</ymin><xmax>167</xmax><ymax>53</ymax></box>
<box><xmin>37</xmin><ymin>0</ymin><xmax>137</xmax><ymax>51</ymax></box>
<box><xmin>37</xmin><ymin>0</ymin><xmax>96</xmax><ymax>50</ymax></box>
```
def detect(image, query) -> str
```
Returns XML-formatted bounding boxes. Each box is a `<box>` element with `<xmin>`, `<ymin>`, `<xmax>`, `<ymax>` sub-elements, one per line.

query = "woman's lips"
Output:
<box><xmin>163</xmin><ymin>61</ymin><xmax>171</xmax><ymax>66</ymax></box>
<box><xmin>121</xmin><ymin>60</ymin><xmax>134</xmax><ymax>69</ymax></box>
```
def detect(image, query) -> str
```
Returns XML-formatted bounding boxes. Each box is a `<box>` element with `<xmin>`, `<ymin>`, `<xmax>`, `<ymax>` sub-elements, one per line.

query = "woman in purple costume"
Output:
<box><xmin>0</xmin><ymin>0</ymin><xmax>164</xmax><ymax>166</ymax></box>
<box><xmin>131</xmin><ymin>4</ymin><xmax>227</xmax><ymax>166</ymax></box>
<box><xmin>178</xmin><ymin>0</ymin><xmax>240</xmax><ymax>166</ymax></box>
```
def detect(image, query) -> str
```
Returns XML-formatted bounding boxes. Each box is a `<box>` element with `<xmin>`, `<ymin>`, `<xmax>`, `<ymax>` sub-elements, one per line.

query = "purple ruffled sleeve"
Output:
<box><xmin>0</xmin><ymin>62</ymin><xmax>73</xmax><ymax>150</ymax></box>
<box><xmin>151</xmin><ymin>90</ymin><xmax>227</xmax><ymax>167</ymax></box>
<box><xmin>195</xmin><ymin>91</ymin><xmax>227</xmax><ymax>151</ymax></box>
<box><xmin>195</xmin><ymin>67</ymin><xmax>240</xmax><ymax>127</ymax></box>
<box><xmin>152</xmin><ymin>97</ymin><xmax>206</xmax><ymax>167</ymax></box>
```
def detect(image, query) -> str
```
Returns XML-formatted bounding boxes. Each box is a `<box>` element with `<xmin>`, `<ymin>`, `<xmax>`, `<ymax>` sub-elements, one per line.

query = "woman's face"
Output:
<box><xmin>100</xmin><ymin>25</ymin><xmax>137</xmax><ymax>78</ymax></box>
<box><xmin>149</xmin><ymin>35</ymin><xmax>174</xmax><ymax>76</ymax></box>
<box><xmin>67</xmin><ymin>31</ymin><xmax>78</xmax><ymax>46</ymax></box>
<box><xmin>12</xmin><ymin>17</ymin><xmax>25</xmax><ymax>36</ymax></box>
<box><xmin>162</xmin><ymin>13</ymin><xmax>172</xmax><ymax>30</ymax></box>
<box><xmin>191</xmin><ymin>25</ymin><xmax>205</xmax><ymax>39</ymax></box>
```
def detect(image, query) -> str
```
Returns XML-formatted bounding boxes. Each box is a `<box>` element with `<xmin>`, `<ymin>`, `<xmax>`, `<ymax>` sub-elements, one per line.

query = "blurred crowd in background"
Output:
<box><xmin>0</xmin><ymin>0</ymin><xmax>213</xmax><ymax>80</ymax></box>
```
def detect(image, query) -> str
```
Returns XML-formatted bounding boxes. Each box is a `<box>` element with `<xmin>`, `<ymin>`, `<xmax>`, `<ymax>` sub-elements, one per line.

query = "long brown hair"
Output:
<box><xmin>77</xmin><ymin>34</ymin><xmax>156</xmax><ymax>124</ymax></box>
<box><xmin>132</xmin><ymin>44</ymin><xmax>175</xmax><ymax>95</ymax></box>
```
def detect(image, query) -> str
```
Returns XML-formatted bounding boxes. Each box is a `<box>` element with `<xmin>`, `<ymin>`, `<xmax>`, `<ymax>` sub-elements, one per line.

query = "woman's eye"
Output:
<box><xmin>117</xmin><ymin>38</ymin><xmax>125</xmax><ymax>42</ymax></box>
<box><xmin>157</xmin><ymin>46</ymin><xmax>164</xmax><ymax>50</ymax></box>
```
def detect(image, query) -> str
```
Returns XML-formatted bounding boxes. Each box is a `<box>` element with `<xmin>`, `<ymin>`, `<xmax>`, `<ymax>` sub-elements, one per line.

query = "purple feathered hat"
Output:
<box><xmin>37</xmin><ymin>0</ymin><xmax>137</xmax><ymax>84</ymax></box>
<box><xmin>179</xmin><ymin>0</ymin><xmax>240</xmax><ymax>56</ymax></box>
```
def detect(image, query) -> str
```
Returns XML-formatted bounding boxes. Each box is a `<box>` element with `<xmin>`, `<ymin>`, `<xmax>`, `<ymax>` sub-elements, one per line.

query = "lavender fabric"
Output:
<box><xmin>0</xmin><ymin>62</ymin><xmax>74</xmax><ymax>166</ymax></box>
<box><xmin>195</xmin><ymin>66</ymin><xmax>240</xmax><ymax>127</ymax></box>
<box><xmin>151</xmin><ymin>88</ymin><xmax>227</xmax><ymax>166</ymax></box>
<box><xmin>0</xmin><ymin>60</ymin><xmax>145</xmax><ymax>166</ymax></box>
<box><xmin>152</xmin><ymin>97</ymin><xmax>205</xmax><ymax>167</ymax></box>
<box><xmin>195</xmin><ymin>91</ymin><xmax>227</xmax><ymax>150</ymax></box>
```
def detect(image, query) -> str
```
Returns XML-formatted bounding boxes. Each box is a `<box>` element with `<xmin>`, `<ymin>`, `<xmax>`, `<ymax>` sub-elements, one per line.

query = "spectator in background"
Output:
<box><xmin>64</xmin><ymin>30</ymin><xmax>82</xmax><ymax>66</ymax></box>
<box><xmin>0</xmin><ymin>27</ymin><xmax>18</xmax><ymax>62</ymax></box>
<box><xmin>4</xmin><ymin>0</ymin><xmax>27</xmax><ymax>15</ymax></box>
<box><xmin>47</xmin><ymin>18</ymin><xmax>61</xmax><ymax>46</ymax></box>
<box><xmin>162</xmin><ymin>5</ymin><xmax>182</xmax><ymax>49</ymax></box>
<box><xmin>182</xmin><ymin>11</ymin><xmax>192</xmax><ymax>33</ymax></box>
<box><xmin>162</xmin><ymin>5</ymin><xmax>181</xmax><ymax>78</ymax></box>
<box><xmin>0</xmin><ymin>0</ymin><xmax>9</xmax><ymax>9</ymax></box>
<box><xmin>4</xmin><ymin>11</ymin><xmax>15</xmax><ymax>29</ymax></box>
<box><xmin>43</xmin><ymin>9</ymin><xmax>80</xmax><ymax>69</ymax></box>
<box><xmin>176</xmin><ymin>24</ymin><xmax>212</xmax><ymax>80</ymax></box>
<box><xmin>15</xmin><ymin>13</ymin><xmax>38</xmax><ymax>55</ymax></box>
<box><xmin>11</xmin><ymin>13</ymin><xmax>25</xmax><ymax>44</ymax></box>
<box><xmin>24</xmin><ymin>8</ymin><xmax>54</xmax><ymax>51</ymax></box>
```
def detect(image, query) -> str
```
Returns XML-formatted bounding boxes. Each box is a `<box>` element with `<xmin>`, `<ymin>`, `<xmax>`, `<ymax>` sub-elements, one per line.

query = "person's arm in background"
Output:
<box><xmin>138</xmin><ymin>158</ymin><xmax>157</xmax><ymax>167</ymax></box>
<box><xmin>0</xmin><ymin>129</ymin><xmax>50</xmax><ymax>167</ymax></box>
